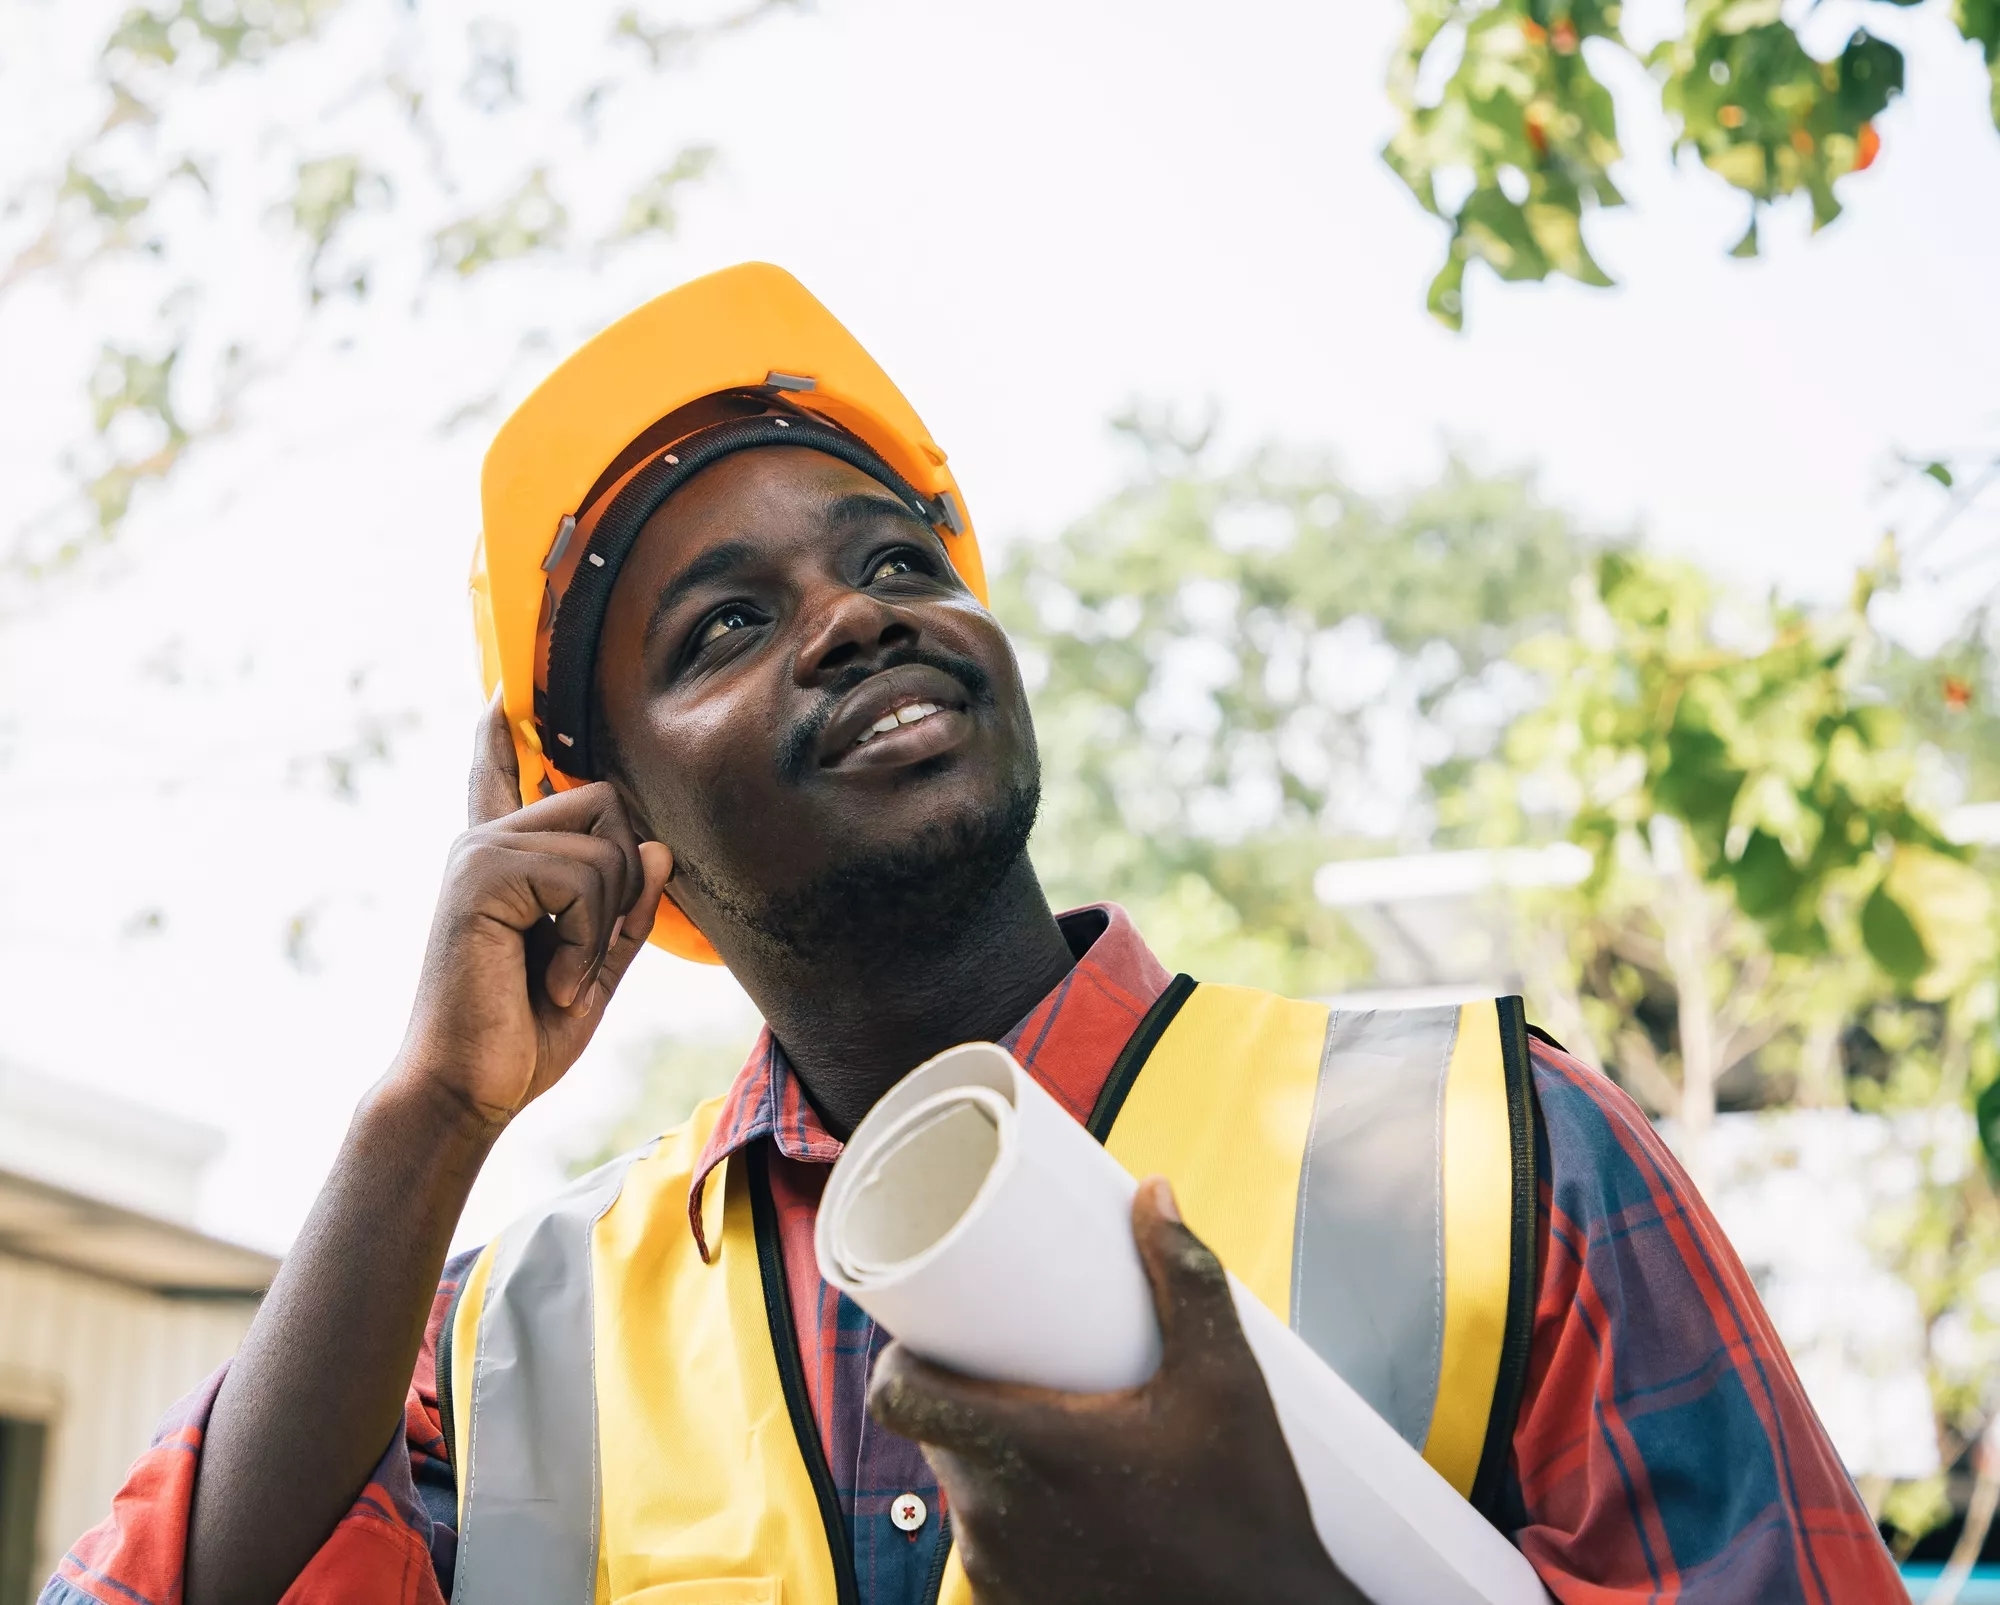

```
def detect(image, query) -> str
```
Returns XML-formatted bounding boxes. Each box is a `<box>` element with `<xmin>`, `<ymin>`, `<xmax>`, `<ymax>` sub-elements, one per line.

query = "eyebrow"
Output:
<box><xmin>642</xmin><ymin>539</ymin><xmax>760</xmax><ymax>653</ymax></box>
<box><xmin>823</xmin><ymin>490</ymin><xmax>932</xmax><ymax>536</ymax></box>
<box><xmin>639</xmin><ymin>494</ymin><xmax>939</xmax><ymax>652</ymax></box>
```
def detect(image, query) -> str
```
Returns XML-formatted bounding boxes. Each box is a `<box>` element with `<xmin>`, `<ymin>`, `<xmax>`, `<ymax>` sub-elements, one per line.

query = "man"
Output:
<box><xmin>49</xmin><ymin>265</ymin><xmax>1901</xmax><ymax>1605</ymax></box>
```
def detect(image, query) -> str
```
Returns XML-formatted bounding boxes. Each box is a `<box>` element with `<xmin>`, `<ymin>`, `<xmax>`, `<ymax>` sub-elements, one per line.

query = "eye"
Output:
<box><xmin>693</xmin><ymin>603</ymin><xmax>757</xmax><ymax>650</ymax></box>
<box><xmin>868</xmin><ymin>548</ymin><xmax>928</xmax><ymax>584</ymax></box>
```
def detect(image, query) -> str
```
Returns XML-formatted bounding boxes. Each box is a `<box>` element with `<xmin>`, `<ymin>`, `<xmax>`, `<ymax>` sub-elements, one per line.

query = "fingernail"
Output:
<box><xmin>1152</xmin><ymin>1177</ymin><xmax>1180</xmax><ymax>1223</ymax></box>
<box><xmin>610</xmin><ymin>915</ymin><xmax>626</xmax><ymax>946</ymax></box>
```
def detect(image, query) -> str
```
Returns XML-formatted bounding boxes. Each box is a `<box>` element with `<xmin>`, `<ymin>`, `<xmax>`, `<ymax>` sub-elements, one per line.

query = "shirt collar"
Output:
<box><xmin>686</xmin><ymin>902</ymin><xmax>1170</xmax><ymax>1261</ymax></box>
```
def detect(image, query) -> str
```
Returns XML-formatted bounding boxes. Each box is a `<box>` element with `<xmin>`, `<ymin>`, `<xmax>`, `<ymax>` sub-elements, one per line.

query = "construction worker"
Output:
<box><xmin>49</xmin><ymin>265</ymin><xmax>1903</xmax><ymax>1605</ymax></box>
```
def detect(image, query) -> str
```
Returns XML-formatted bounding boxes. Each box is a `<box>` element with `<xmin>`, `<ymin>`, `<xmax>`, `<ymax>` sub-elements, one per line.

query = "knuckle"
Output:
<box><xmin>449</xmin><ymin>834</ymin><xmax>499</xmax><ymax>874</ymax></box>
<box><xmin>865</xmin><ymin>1352</ymin><xmax>916</xmax><ymax>1417</ymax></box>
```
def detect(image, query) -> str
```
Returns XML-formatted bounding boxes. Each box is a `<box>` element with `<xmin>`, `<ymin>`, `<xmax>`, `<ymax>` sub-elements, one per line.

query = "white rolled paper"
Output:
<box><xmin>816</xmin><ymin>1042</ymin><xmax>1548</xmax><ymax>1605</ymax></box>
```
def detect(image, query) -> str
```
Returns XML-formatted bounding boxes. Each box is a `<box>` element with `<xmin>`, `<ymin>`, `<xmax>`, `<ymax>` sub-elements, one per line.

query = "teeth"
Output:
<box><xmin>852</xmin><ymin>701</ymin><xmax>944</xmax><ymax>748</ymax></box>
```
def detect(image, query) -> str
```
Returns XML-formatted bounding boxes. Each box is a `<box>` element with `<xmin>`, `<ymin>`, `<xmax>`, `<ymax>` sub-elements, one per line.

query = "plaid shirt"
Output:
<box><xmin>46</xmin><ymin>904</ymin><xmax>1901</xmax><ymax>1605</ymax></box>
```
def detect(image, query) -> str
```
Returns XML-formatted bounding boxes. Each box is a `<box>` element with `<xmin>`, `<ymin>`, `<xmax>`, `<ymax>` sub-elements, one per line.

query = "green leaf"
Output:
<box><xmin>1837</xmin><ymin>30</ymin><xmax>1905</xmax><ymax>125</ymax></box>
<box><xmin>1976</xmin><ymin>1074</ymin><xmax>2000</xmax><ymax>1182</ymax></box>
<box><xmin>1731</xmin><ymin>828</ymin><xmax>1803</xmax><ymax>917</ymax></box>
<box><xmin>1957</xmin><ymin>0</ymin><xmax>2000</xmax><ymax>126</ymax></box>
<box><xmin>1923</xmin><ymin>461</ymin><xmax>1956</xmax><ymax>488</ymax></box>
<box><xmin>1962</xmin><ymin>0</ymin><xmax>2000</xmax><ymax>57</ymax></box>
<box><xmin>1862</xmin><ymin>883</ymin><xmax>1931</xmax><ymax>981</ymax></box>
<box><xmin>1427</xmin><ymin>248</ymin><xmax>1469</xmax><ymax>331</ymax></box>
<box><xmin>1657</xmin><ymin>724</ymin><xmax>1743</xmax><ymax>842</ymax></box>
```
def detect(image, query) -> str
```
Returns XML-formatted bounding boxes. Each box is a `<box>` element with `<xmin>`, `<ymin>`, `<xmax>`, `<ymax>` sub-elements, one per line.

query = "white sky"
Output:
<box><xmin>2</xmin><ymin>0</ymin><xmax>1997</xmax><ymax>1253</ymax></box>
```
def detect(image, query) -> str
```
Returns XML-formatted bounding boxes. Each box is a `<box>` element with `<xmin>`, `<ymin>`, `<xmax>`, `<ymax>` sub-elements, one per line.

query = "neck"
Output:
<box><xmin>727</xmin><ymin>858</ymin><xmax>1076</xmax><ymax>1137</ymax></box>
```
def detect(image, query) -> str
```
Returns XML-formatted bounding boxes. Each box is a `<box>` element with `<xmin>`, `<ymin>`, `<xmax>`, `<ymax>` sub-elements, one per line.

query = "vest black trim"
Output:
<box><xmin>749</xmin><ymin>1140</ymin><xmax>862</xmax><ymax>1605</ymax></box>
<box><xmin>1085</xmin><ymin>972</ymin><xmax>1198</xmax><ymax>1140</ymax></box>
<box><xmin>1470</xmin><ymin>997</ymin><xmax>1541</xmax><ymax>1520</ymax></box>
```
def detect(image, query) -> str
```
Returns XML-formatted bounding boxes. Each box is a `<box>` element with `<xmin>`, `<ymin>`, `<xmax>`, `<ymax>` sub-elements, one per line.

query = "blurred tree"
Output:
<box><xmin>1855</xmin><ymin>990</ymin><xmax>2000</xmax><ymax>1568</ymax></box>
<box><xmin>1383</xmin><ymin>0</ymin><xmax>1999</xmax><ymax>327</ymax></box>
<box><xmin>568</xmin><ymin>1031</ymin><xmax>756</xmax><ymax>1177</ymax></box>
<box><xmin>996</xmin><ymin>411</ymin><xmax>1610</xmax><ymax>993</ymax></box>
<box><xmin>1441</xmin><ymin>548</ymin><xmax>1997</xmax><ymax>1152</ymax></box>
<box><xmin>0</xmin><ymin>0</ymin><xmax>792</xmax><ymax>576</ymax></box>
<box><xmin>1437</xmin><ymin>546</ymin><xmax>2000</xmax><ymax>1558</ymax></box>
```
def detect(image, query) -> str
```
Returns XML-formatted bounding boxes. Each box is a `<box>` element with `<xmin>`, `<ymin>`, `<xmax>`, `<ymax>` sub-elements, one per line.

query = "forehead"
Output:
<box><xmin>621</xmin><ymin>446</ymin><xmax>921</xmax><ymax>584</ymax></box>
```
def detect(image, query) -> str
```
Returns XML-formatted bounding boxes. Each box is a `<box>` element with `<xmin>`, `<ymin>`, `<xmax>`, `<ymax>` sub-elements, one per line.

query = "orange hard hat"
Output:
<box><xmin>470</xmin><ymin>263</ymin><xmax>986</xmax><ymax>963</ymax></box>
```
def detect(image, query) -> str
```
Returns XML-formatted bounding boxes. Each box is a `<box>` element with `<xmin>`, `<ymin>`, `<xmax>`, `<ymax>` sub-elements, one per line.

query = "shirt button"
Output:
<box><xmin>890</xmin><ymin>1492</ymin><xmax>927</xmax><ymax>1532</ymax></box>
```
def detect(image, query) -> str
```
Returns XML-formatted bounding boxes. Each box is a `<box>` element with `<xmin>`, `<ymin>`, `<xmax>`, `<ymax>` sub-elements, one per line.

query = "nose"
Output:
<box><xmin>793</xmin><ymin>581</ymin><xmax>918</xmax><ymax>686</ymax></box>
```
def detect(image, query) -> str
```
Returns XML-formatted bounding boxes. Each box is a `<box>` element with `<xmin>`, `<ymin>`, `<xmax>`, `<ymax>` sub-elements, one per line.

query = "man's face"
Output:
<box><xmin>595</xmin><ymin>446</ymin><xmax>1040</xmax><ymax>961</ymax></box>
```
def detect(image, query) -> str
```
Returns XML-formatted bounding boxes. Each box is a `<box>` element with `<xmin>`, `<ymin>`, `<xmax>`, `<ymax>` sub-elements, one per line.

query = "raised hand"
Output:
<box><xmin>393</xmin><ymin>697</ymin><xmax>674</xmax><ymax>1133</ymax></box>
<box><xmin>867</xmin><ymin>1178</ymin><xmax>1363</xmax><ymax>1605</ymax></box>
<box><xmin>186</xmin><ymin>700</ymin><xmax>674</xmax><ymax>1605</ymax></box>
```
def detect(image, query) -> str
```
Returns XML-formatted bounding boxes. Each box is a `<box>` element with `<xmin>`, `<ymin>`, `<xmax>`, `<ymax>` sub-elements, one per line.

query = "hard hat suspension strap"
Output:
<box><xmin>538</xmin><ymin>411</ymin><xmax>942</xmax><ymax>780</ymax></box>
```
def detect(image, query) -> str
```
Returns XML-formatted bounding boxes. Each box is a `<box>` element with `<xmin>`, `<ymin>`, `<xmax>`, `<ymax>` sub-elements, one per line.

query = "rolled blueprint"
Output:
<box><xmin>816</xmin><ymin>1042</ymin><xmax>1548</xmax><ymax>1605</ymax></box>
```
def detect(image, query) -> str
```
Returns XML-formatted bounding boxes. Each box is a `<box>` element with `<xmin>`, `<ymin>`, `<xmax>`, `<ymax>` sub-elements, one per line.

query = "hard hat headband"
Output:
<box><xmin>538</xmin><ymin>406</ymin><xmax>943</xmax><ymax>781</ymax></box>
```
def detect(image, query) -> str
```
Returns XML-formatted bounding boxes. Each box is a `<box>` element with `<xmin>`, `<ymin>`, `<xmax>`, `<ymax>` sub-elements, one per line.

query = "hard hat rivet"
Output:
<box><xmin>541</xmin><ymin>513</ymin><xmax>577</xmax><ymax>573</ymax></box>
<box><xmin>588</xmin><ymin>553</ymin><xmax>605</xmax><ymax>568</ymax></box>
<box><xmin>557</xmin><ymin>732</ymin><xmax>575</xmax><ymax>747</ymax></box>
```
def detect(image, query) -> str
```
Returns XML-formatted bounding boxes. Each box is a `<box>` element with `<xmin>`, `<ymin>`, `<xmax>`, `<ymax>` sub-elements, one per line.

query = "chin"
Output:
<box><xmin>749</xmin><ymin>774</ymin><xmax>1041</xmax><ymax>960</ymax></box>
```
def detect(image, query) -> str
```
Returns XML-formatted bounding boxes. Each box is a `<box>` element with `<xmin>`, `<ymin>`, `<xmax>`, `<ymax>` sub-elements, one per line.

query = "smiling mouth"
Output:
<box><xmin>849</xmin><ymin>698</ymin><xmax>952</xmax><ymax>751</ymax></box>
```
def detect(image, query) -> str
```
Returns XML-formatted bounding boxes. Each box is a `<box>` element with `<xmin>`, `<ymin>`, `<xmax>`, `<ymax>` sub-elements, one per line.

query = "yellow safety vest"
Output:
<box><xmin>441</xmin><ymin>983</ymin><xmax>1540</xmax><ymax>1605</ymax></box>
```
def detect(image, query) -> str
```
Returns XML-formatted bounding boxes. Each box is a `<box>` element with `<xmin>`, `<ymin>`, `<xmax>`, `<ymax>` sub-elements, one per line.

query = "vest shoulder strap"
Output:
<box><xmin>1097</xmin><ymin>981</ymin><xmax>1538</xmax><ymax>1510</ymax></box>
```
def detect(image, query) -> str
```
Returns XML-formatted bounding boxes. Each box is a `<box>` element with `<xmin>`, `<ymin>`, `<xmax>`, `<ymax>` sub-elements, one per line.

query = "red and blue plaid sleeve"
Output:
<box><xmin>1510</xmin><ymin>1040</ymin><xmax>1904</xmax><ymax>1602</ymax></box>
<box><xmin>41</xmin><ymin>1250</ymin><xmax>477</xmax><ymax>1605</ymax></box>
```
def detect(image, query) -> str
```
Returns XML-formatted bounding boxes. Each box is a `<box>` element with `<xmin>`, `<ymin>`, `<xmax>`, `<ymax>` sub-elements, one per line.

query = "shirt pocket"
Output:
<box><xmin>613</xmin><ymin>1581</ymin><xmax>780</xmax><ymax>1605</ymax></box>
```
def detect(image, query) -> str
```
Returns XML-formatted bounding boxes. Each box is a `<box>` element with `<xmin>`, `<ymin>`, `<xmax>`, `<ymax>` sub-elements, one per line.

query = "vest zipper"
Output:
<box><xmin>747</xmin><ymin>1141</ymin><xmax>863</xmax><ymax>1605</ymax></box>
<box><xmin>436</xmin><ymin>1278</ymin><xmax>463</xmax><ymax>1473</ymax></box>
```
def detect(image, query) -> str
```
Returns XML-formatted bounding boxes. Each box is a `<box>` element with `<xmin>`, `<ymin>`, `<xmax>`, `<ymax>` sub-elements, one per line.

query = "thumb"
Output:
<box><xmin>1132</xmin><ymin>1177</ymin><xmax>1243</xmax><ymax>1373</ymax></box>
<box><xmin>470</xmin><ymin>691</ymin><xmax>527</xmax><ymax>827</ymax></box>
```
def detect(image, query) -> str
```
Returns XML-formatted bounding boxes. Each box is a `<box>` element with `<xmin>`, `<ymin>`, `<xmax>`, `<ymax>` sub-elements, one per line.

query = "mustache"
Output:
<box><xmin>777</xmin><ymin>647</ymin><xmax>993</xmax><ymax>784</ymax></box>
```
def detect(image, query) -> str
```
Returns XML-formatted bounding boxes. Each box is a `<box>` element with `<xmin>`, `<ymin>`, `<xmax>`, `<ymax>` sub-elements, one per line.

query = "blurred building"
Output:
<box><xmin>0</xmin><ymin>1065</ymin><xmax>275</xmax><ymax>1605</ymax></box>
<box><xmin>1312</xmin><ymin>843</ymin><xmax>1590</xmax><ymax>1006</ymax></box>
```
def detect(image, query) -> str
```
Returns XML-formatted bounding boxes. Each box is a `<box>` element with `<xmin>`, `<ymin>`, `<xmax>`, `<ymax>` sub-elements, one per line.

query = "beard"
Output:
<box><xmin>674</xmin><ymin>773</ymin><xmax>1042</xmax><ymax>964</ymax></box>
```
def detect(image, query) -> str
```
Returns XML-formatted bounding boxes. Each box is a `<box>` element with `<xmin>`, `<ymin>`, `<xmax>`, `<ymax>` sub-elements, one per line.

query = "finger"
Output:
<box><xmin>491</xmin><ymin>840</ymin><xmax>627</xmax><ymax>1011</ymax></box>
<box><xmin>470</xmin><ymin>692</ymin><xmax>525</xmax><ymax>828</ymax></box>
<box><xmin>485</xmin><ymin>781</ymin><xmax>645</xmax><ymax>914</ymax></box>
<box><xmin>492</xmin><ymin>832</ymin><xmax>632</xmax><ymax>1008</ymax></box>
<box><xmin>867</xmin><ymin>1340</ymin><xmax>1089</xmax><ymax>1463</ymax></box>
<box><xmin>1132</xmin><ymin>1177</ymin><xmax>1244</xmax><ymax>1372</ymax></box>
<box><xmin>586</xmin><ymin>841</ymin><xmax>674</xmax><ymax>1002</ymax></box>
<box><xmin>470</xmin><ymin>843</ymin><xmax>613</xmax><ymax>1012</ymax></box>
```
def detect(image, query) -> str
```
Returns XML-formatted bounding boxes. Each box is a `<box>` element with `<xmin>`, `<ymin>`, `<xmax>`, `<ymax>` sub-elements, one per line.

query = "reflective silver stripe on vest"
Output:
<box><xmin>1289</xmin><ymin>1003</ymin><xmax>1460</xmax><ymax>1451</ymax></box>
<box><xmin>452</xmin><ymin>1143</ymin><xmax>655</xmax><ymax>1605</ymax></box>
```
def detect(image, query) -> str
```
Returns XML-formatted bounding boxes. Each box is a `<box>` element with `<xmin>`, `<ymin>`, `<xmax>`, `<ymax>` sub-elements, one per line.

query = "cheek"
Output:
<box><xmin>936</xmin><ymin>603</ymin><xmax>1028</xmax><ymax>703</ymax></box>
<box><xmin>634</xmin><ymin>701</ymin><xmax>745</xmax><ymax>840</ymax></box>
<box><xmin>631</xmin><ymin>684</ymin><xmax>811</xmax><ymax>866</ymax></box>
